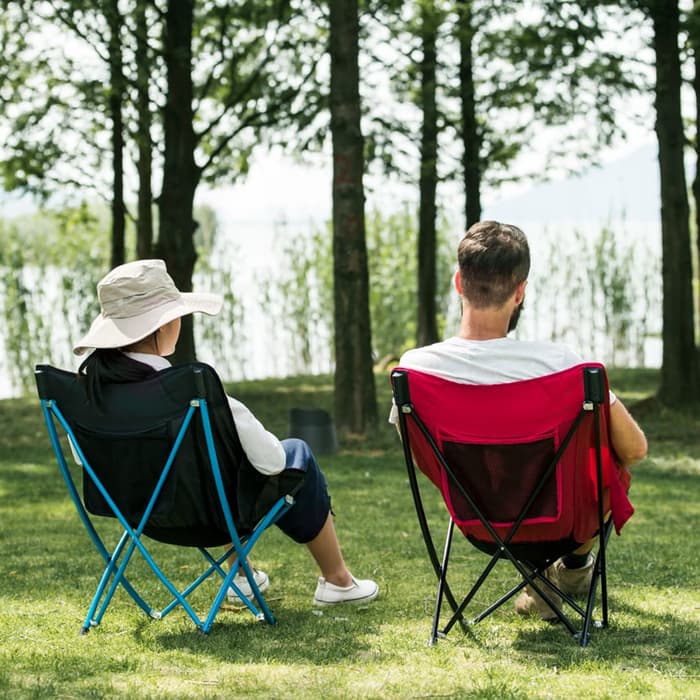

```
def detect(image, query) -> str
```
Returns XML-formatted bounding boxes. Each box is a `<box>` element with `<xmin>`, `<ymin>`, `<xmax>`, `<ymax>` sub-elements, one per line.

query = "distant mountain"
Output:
<box><xmin>482</xmin><ymin>143</ymin><xmax>661</xmax><ymax>226</ymax></box>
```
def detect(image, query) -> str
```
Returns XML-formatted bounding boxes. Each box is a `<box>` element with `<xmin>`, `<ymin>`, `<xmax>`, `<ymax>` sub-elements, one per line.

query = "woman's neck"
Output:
<box><xmin>124</xmin><ymin>336</ymin><xmax>160</xmax><ymax>355</ymax></box>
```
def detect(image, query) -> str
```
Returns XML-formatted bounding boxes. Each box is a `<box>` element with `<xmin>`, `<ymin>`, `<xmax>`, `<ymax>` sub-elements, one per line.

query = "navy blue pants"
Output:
<box><xmin>274</xmin><ymin>438</ymin><xmax>331</xmax><ymax>544</ymax></box>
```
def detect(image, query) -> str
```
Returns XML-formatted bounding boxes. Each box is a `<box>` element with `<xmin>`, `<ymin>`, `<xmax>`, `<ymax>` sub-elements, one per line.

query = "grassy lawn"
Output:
<box><xmin>0</xmin><ymin>368</ymin><xmax>698</xmax><ymax>699</ymax></box>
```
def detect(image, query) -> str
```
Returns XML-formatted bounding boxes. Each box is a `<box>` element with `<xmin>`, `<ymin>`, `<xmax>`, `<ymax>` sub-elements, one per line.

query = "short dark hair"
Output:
<box><xmin>457</xmin><ymin>221</ymin><xmax>530</xmax><ymax>308</ymax></box>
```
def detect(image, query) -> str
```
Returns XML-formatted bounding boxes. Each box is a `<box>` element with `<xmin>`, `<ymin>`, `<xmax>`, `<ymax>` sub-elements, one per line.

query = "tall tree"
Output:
<box><xmin>0</xmin><ymin>1</ymin><xmax>128</xmax><ymax>255</ymax></box>
<box><xmin>417</xmin><ymin>0</ymin><xmax>441</xmax><ymax>347</ymax></box>
<box><xmin>328</xmin><ymin>0</ymin><xmax>378</xmax><ymax>433</ymax></box>
<box><xmin>156</xmin><ymin>0</ymin><xmax>199</xmax><ymax>364</ymax></box>
<box><xmin>1</xmin><ymin>0</ymin><xmax>327</xmax><ymax>361</ymax></box>
<box><xmin>645</xmin><ymin>0</ymin><xmax>700</xmax><ymax>402</ymax></box>
<box><xmin>688</xmin><ymin>1</ymin><xmax>700</xmax><ymax>351</ymax></box>
<box><xmin>106</xmin><ymin>0</ymin><xmax>125</xmax><ymax>267</ymax></box>
<box><xmin>457</xmin><ymin>0</ymin><xmax>481</xmax><ymax>228</ymax></box>
<box><xmin>134</xmin><ymin>0</ymin><xmax>154</xmax><ymax>260</ymax></box>
<box><xmin>368</xmin><ymin>0</ymin><xmax>634</xmax><ymax>346</ymax></box>
<box><xmin>155</xmin><ymin>0</ymin><xmax>326</xmax><ymax>362</ymax></box>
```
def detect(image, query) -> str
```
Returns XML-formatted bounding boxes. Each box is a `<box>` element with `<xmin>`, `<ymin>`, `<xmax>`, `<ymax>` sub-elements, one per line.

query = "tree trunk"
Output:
<box><xmin>107</xmin><ymin>0</ymin><xmax>125</xmax><ymax>267</ymax></box>
<box><xmin>650</xmin><ymin>0</ymin><xmax>700</xmax><ymax>403</ymax></box>
<box><xmin>691</xmin><ymin>7</ymin><xmax>700</xmax><ymax>356</ymax></box>
<box><xmin>328</xmin><ymin>0</ymin><xmax>377</xmax><ymax>434</ymax></box>
<box><xmin>135</xmin><ymin>0</ymin><xmax>153</xmax><ymax>260</ymax></box>
<box><xmin>157</xmin><ymin>0</ymin><xmax>199</xmax><ymax>363</ymax></box>
<box><xmin>417</xmin><ymin>1</ymin><xmax>440</xmax><ymax>348</ymax></box>
<box><xmin>457</xmin><ymin>0</ymin><xmax>481</xmax><ymax>229</ymax></box>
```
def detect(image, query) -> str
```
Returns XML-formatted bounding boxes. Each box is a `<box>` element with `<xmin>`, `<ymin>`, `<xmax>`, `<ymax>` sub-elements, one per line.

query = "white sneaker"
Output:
<box><xmin>227</xmin><ymin>568</ymin><xmax>269</xmax><ymax>602</ymax></box>
<box><xmin>313</xmin><ymin>576</ymin><xmax>379</xmax><ymax>606</ymax></box>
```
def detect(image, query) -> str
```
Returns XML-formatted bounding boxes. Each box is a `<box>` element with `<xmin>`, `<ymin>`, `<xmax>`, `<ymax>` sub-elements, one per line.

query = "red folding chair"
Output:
<box><xmin>390</xmin><ymin>363</ymin><xmax>633</xmax><ymax>646</ymax></box>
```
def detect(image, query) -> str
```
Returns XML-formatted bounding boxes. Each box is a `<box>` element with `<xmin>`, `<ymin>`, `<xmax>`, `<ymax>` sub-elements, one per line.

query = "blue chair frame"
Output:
<box><xmin>36</xmin><ymin>364</ymin><xmax>295</xmax><ymax>635</ymax></box>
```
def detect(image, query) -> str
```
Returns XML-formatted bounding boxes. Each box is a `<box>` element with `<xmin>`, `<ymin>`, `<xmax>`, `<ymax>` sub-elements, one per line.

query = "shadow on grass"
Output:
<box><xmin>508</xmin><ymin>597</ymin><xmax>700</xmax><ymax>670</ymax></box>
<box><xmin>151</xmin><ymin>606</ymin><xmax>383</xmax><ymax>665</ymax></box>
<box><xmin>407</xmin><ymin>590</ymin><xmax>700</xmax><ymax>686</ymax></box>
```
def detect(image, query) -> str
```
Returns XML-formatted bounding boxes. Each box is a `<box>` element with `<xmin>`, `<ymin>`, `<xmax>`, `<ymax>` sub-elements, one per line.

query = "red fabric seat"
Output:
<box><xmin>399</xmin><ymin>364</ymin><xmax>633</xmax><ymax>547</ymax></box>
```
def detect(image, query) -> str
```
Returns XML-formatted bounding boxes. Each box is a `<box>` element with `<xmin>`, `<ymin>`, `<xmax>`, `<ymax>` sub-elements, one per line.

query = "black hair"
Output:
<box><xmin>77</xmin><ymin>349</ymin><xmax>157</xmax><ymax>407</ymax></box>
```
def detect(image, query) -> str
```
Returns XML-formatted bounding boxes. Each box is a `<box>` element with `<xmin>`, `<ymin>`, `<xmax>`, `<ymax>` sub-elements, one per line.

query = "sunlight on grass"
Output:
<box><xmin>1</xmin><ymin>369</ymin><xmax>698</xmax><ymax>698</ymax></box>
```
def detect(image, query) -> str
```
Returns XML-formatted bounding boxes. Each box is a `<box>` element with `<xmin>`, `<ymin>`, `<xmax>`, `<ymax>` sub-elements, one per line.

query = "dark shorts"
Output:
<box><xmin>273</xmin><ymin>438</ymin><xmax>332</xmax><ymax>544</ymax></box>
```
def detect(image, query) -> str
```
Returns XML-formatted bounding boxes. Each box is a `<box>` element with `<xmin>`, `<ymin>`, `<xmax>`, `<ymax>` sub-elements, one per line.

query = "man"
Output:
<box><xmin>390</xmin><ymin>220</ymin><xmax>647</xmax><ymax>619</ymax></box>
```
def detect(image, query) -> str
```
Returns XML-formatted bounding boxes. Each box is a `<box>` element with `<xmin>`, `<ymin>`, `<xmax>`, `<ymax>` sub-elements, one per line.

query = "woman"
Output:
<box><xmin>74</xmin><ymin>259</ymin><xmax>378</xmax><ymax>607</ymax></box>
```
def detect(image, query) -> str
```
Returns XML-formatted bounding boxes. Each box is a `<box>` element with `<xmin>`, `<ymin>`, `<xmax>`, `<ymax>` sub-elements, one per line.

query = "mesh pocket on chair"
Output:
<box><xmin>442</xmin><ymin>435</ymin><xmax>560</xmax><ymax>527</ymax></box>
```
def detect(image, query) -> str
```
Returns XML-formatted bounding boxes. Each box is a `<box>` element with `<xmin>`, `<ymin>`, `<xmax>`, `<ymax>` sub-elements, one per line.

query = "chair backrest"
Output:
<box><xmin>391</xmin><ymin>363</ymin><xmax>633</xmax><ymax>554</ymax></box>
<box><xmin>35</xmin><ymin>362</ymin><xmax>295</xmax><ymax>546</ymax></box>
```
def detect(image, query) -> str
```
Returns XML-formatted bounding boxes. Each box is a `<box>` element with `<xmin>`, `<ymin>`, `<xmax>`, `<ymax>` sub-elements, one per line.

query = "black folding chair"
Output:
<box><xmin>35</xmin><ymin>362</ymin><xmax>303</xmax><ymax>635</ymax></box>
<box><xmin>391</xmin><ymin>363</ymin><xmax>634</xmax><ymax>646</ymax></box>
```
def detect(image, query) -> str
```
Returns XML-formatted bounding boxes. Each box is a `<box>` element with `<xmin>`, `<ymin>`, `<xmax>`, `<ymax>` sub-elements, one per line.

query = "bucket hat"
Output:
<box><xmin>73</xmin><ymin>259</ymin><xmax>222</xmax><ymax>355</ymax></box>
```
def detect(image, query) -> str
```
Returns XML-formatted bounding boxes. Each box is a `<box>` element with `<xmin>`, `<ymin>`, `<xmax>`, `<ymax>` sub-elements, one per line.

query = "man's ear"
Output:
<box><xmin>454</xmin><ymin>269</ymin><xmax>463</xmax><ymax>295</ymax></box>
<box><xmin>514</xmin><ymin>279</ymin><xmax>528</xmax><ymax>305</ymax></box>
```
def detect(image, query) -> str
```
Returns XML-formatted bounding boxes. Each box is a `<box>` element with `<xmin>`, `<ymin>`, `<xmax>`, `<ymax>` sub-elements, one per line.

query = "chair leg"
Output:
<box><xmin>430</xmin><ymin>518</ymin><xmax>455</xmax><ymax>645</ymax></box>
<box><xmin>579</xmin><ymin>519</ymin><xmax>613</xmax><ymax>646</ymax></box>
<box><xmin>598</xmin><ymin>519</ymin><xmax>613</xmax><ymax>628</ymax></box>
<box><xmin>81</xmin><ymin>531</ymin><xmax>133</xmax><ymax>632</ymax></box>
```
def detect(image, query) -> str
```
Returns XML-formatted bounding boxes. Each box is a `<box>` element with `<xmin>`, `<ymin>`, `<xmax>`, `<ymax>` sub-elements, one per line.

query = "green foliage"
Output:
<box><xmin>260</xmin><ymin>226</ymin><xmax>334</xmax><ymax>376</ymax></box>
<box><xmin>590</xmin><ymin>224</ymin><xmax>635</xmax><ymax>365</ymax></box>
<box><xmin>267</xmin><ymin>210</ymin><xmax>455</xmax><ymax>373</ymax></box>
<box><xmin>366</xmin><ymin>207</ymin><xmax>453</xmax><ymax>360</ymax></box>
<box><xmin>526</xmin><ymin>225</ymin><xmax>660</xmax><ymax>367</ymax></box>
<box><xmin>190</xmin><ymin>0</ymin><xmax>328</xmax><ymax>183</ymax></box>
<box><xmin>0</xmin><ymin>0</ymin><xmax>328</xmax><ymax>206</ymax></box>
<box><xmin>0</xmin><ymin>204</ymin><xmax>108</xmax><ymax>393</ymax></box>
<box><xmin>268</xmin><ymin>215</ymin><xmax>658</xmax><ymax>373</ymax></box>
<box><xmin>0</xmin><ymin>202</ymin><xmax>244</xmax><ymax>394</ymax></box>
<box><xmin>0</xmin><ymin>2</ymin><xmax>113</xmax><ymax>200</ymax></box>
<box><xmin>194</xmin><ymin>214</ymin><xmax>247</xmax><ymax>381</ymax></box>
<box><xmin>364</xmin><ymin>0</ymin><xmax>648</xmax><ymax>190</ymax></box>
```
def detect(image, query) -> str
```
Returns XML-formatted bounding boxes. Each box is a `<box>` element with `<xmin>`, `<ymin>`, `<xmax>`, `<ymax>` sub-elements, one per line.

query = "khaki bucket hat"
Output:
<box><xmin>73</xmin><ymin>259</ymin><xmax>222</xmax><ymax>355</ymax></box>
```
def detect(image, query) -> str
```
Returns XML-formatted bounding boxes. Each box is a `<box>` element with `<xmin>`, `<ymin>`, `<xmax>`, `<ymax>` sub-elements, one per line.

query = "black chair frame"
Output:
<box><xmin>391</xmin><ymin>366</ymin><xmax>612</xmax><ymax>647</ymax></box>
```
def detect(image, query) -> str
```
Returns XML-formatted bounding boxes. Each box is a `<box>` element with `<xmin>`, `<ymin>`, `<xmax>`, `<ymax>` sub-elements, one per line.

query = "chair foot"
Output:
<box><xmin>427</xmin><ymin>630</ymin><xmax>445</xmax><ymax>646</ymax></box>
<box><xmin>79</xmin><ymin>626</ymin><xmax>91</xmax><ymax>636</ymax></box>
<box><xmin>149</xmin><ymin>610</ymin><xmax>162</xmax><ymax>620</ymax></box>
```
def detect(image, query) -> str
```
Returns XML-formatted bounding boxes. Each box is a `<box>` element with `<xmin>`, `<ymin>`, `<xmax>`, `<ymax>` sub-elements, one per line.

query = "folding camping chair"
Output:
<box><xmin>35</xmin><ymin>362</ymin><xmax>303</xmax><ymax>635</ymax></box>
<box><xmin>390</xmin><ymin>363</ymin><xmax>634</xmax><ymax>647</ymax></box>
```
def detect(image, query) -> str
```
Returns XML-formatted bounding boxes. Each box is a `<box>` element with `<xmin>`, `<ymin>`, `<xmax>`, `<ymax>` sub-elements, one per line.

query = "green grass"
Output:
<box><xmin>1</xmin><ymin>368</ymin><xmax>698</xmax><ymax>699</ymax></box>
